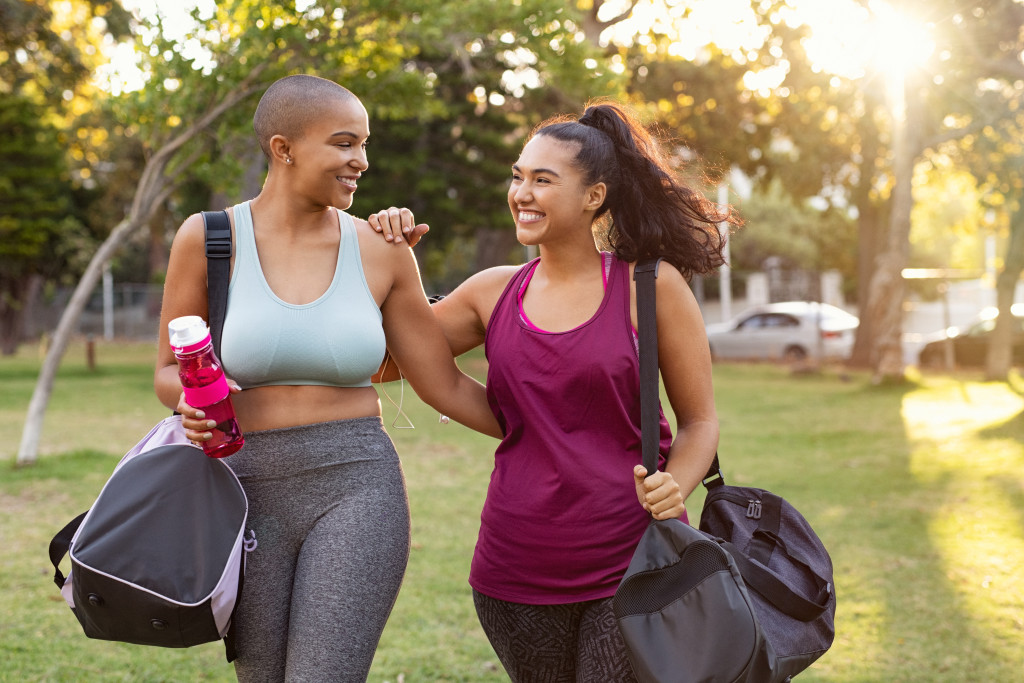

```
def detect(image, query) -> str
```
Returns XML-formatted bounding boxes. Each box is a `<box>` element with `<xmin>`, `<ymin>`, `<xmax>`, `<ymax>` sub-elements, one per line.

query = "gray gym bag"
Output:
<box><xmin>49</xmin><ymin>416</ymin><xmax>254</xmax><ymax>659</ymax></box>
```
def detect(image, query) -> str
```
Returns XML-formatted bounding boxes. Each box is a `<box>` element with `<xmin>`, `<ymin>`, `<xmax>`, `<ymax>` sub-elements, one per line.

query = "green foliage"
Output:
<box><xmin>0</xmin><ymin>94</ymin><xmax>91</xmax><ymax>353</ymax></box>
<box><xmin>87</xmin><ymin>0</ymin><xmax>433</xmax><ymax>208</ymax></box>
<box><xmin>730</xmin><ymin>178</ymin><xmax>857</xmax><ymax>282</ymax></box>
<box><xmin>909</xmin><ymin>160</ymin><xmax>989</xmax><ymax>271</ymax></box>
<box><xmin>0</xmin><ymin>0</ymin><xmax>133</xmax><ymax>353</ymax></box>
<box><xmin>353</xmin><ymin>0</ymin><xmax>623</xmax><ymax>285</ymax></box>
<box><xmin>0</xmin><ymin>0</ymin><xmax>131</xmax><ymax>99</ymax></box>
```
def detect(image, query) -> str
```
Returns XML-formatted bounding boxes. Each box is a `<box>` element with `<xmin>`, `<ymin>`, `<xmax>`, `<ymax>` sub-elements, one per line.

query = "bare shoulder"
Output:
<box><xmin>653</xmin><ymin>262</ymin><xmax>694</xmax><ymax>297</ymax></box>
<box><xmin>170</xmin><ymin>213</ymin><xmax>208</xmax><ymax>252</ymax></box>
<box><xmin>464</xmin><ymin>264</ymin><xmax>520</xmax><ymax>292</ymax></box>
<box><xmin>352</xmin><ymin>213</ymin><xmax>416</xmax><ymax>263</ymax></box>
<box><xmin>452</xmin><ymin>264</ymin><xmax>520</xmax><ymax>308</ymax></box>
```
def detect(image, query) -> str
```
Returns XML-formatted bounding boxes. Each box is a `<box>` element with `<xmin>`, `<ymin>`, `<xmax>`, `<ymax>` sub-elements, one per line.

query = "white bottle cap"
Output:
<box><xmin>168</xmin><ymin>315</ymin><xmax>210</xmax><ymax>351</ymax></box>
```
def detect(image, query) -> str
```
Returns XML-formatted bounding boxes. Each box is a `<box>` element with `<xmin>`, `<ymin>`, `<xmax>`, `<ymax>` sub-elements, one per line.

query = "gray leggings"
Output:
<box><xmin>226</xmin><ymin>417</ymin><xmax>410</xmax><ymax>682</ymax></box>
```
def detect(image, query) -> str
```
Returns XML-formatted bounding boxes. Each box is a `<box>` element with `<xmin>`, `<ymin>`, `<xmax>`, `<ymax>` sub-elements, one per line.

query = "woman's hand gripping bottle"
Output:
<box><xmin>168</xmin><ymin>315</ymin><xmax>244</xmax><ymax>458</ymax></box>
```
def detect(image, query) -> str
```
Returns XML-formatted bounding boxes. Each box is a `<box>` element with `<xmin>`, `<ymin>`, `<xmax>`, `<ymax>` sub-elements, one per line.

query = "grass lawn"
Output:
<box><xmin>2</xmin><ymin>339</ymin><xmax>1022</xmax><ymax>682</ymax></box>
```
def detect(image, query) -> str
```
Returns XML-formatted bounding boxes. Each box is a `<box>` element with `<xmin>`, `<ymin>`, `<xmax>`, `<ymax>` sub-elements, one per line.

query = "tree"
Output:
<box><xmin>0</xmin><ymin>0</ymin><xmax>132</xmax><ymax>354</ymax></box>
<box><xmin>0</xmin><ymin>95</ymin><xmax>91</xmax><ymax>354</ymax></box>
<box><xmin>932</xmin><ymin>1</ymin><xmax>1024</xmax><ymax>380</ymax></box>
<box><xmin>850</xmin><ymin>0</ymin><xmax>1024</xmax><ymax>380</ymax></box>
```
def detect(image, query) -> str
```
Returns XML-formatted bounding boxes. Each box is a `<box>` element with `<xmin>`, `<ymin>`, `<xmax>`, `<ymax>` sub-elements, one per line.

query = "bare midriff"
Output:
<box><xmin>231</xmin><ymin>384</ymin><xmax>382</xmax><ymax>432</ymax></box>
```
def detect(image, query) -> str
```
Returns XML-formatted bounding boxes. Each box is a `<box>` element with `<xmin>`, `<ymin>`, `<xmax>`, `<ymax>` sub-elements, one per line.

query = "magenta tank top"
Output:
<box><xmin>469</xmin><ymin>254</ymin><xmax>674</xmax><ymax>604</ymax></box>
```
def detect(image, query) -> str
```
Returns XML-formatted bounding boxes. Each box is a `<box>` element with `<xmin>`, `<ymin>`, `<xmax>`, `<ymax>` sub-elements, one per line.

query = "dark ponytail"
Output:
<box><xmin>531</xmin><ymin>101</ymin><xmax>735</xmax><ymax>277</ymax></box>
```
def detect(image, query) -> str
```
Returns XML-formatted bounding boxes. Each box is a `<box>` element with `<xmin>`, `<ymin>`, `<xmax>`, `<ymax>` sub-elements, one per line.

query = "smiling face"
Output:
<box><xmin>507</xmin><ymin>134</ymin><xmax>606</xmax><ymax>247</ymax></box>
<box><xmin>277</xmin><ymin>96</ymin><xmax>370</xmax><ymax>211</ymax></box>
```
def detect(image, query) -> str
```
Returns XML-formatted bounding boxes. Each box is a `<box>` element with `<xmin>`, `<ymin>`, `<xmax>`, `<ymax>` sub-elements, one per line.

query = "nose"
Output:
<box><xmin>511</xmin><ymin>180</ymin><xmax>531</xmax><ymax>203</ymax></box>
<box><xmin>353</xmin><ymin>146</ymin><xmax>369</xmax><ymax>171</ymax></box>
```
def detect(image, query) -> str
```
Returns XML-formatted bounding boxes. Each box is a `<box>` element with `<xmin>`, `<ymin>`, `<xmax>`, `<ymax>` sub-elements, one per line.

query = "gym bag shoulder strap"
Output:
<box><xmin>202</xmin><ymin>209</ymin><xmax>231</xmax><ymax>356</ymax></box>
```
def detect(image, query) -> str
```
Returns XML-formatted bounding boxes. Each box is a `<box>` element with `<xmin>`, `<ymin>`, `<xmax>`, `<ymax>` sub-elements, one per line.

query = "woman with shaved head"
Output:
<box><xmin>154</xmin><ymin>74</ymin><xmax>501</xmax><ymax>681</ymax></box>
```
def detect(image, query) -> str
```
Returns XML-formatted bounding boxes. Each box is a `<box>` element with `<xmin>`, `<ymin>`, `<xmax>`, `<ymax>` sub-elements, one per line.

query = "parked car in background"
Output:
<box><xmin>705</xmin><ymin>301</ymin><xmax>859</xmax><ymax>362</ymax></box>
<box><xmin>916</xmin><ymin>304</ymin><xmax>1024</xmax><ymax>368</ymax></box>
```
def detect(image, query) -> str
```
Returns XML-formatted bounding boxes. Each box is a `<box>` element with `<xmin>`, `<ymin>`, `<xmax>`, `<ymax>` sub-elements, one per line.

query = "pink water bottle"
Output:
<box><xmin>168</xmin><ymin>315</ymin><xmax>244</xmax><ymax>458</ymax></box>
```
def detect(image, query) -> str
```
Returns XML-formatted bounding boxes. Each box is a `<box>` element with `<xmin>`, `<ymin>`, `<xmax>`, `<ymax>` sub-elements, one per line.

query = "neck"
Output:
<box><xmin>535</xmin><ymin>242</ymin><xmax>603</xmax><ymax>285</ymax></box>
<box><xmin>251</xmin><ymin>180</ymin><xmax>335</xmax><ymax>238</ymax></box>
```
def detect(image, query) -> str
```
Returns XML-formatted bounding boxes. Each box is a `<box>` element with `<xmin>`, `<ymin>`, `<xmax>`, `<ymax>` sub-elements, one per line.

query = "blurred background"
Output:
<box><xmin>3</xmin><ymin>0</ymin><xmax>1023</xmax><ymax>380</ymax></box>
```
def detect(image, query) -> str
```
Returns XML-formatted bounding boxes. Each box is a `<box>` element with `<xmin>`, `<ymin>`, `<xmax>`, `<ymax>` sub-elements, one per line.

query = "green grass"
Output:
<box><xmin>2</xmin><ymin>341</ymin><xmax>1023</xmax><ymax>681</ymax></box>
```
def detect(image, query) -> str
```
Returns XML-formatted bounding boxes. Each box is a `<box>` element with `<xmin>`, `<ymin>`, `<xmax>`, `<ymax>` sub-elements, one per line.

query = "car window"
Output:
<box><xmin>764</xmin><ymin>313</ymin><xmax>800</xmax><ymax>328</ymax></box>
<box><xmin>737</xmin><ymin>315</ymin><xmax>766</xmax><ymax>330</ymax></box>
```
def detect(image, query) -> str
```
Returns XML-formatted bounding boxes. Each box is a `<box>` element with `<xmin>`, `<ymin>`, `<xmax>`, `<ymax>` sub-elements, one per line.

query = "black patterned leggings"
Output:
<box><xmin>473</xmin><ymin>590</ymin><xmax>638</xmax><ymax>683</ymax></box>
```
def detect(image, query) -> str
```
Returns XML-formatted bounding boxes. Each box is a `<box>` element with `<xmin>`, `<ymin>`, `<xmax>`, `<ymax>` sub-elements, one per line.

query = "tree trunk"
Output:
<box><xmin>985</xmin><ymin>206</ymin><xmax>1024</xmax><ymax>380</ymax></box>
<box><xmin>864</xmin><ymin>75</ymin><xmax>923</xmax><ymax>383</ymax></box>
<box><xmin>847</xmin><ymin>109</ymin><xmax>885</xmax><ymax>369</ymax></box>
<box><xmin>580</xmin><ymin>0</ymin><xmax>640</xmax><ymax>46</ymax></box>
<box><xmin>862</xmin><ymin>251</ymin><xmax>907</xmax><ymax>380</ymax></box>
<box><xmin>21</xmin><ymin>274</ymin><xmax>45</xmax><ymax>341</ymax></box>
<box><xmin>848</xmin><ymin>203</ymin><xmax>883</xmax><ymax>368</ymax></box>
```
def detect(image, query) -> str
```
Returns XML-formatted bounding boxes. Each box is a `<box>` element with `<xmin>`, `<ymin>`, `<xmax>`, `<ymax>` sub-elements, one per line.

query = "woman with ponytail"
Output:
<box><xmin>374</xmin><ymin>100</ymin><xmax>737</xmax><ymax>680</ymax></box>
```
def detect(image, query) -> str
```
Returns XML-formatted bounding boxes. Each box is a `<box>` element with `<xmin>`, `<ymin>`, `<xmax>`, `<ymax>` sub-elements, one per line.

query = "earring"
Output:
<box><xmin>285</xmin><ymin>158</ymin><xmax>292</xmax><ymax>164</ymax></box>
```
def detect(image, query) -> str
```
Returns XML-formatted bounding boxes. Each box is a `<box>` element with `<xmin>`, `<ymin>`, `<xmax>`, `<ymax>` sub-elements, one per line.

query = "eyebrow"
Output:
<box><xmin>512</xmin><ymin>163</ymin><xmax>561</xmax><ymax>177</ymax></box>
<box><xmin>329</xmin><ymin>131</ymin><xmax>368</xmax><ymax>140</ymax></box>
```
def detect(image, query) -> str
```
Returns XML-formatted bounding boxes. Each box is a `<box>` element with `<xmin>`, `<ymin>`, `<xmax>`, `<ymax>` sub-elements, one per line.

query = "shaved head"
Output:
<box><xmin>253</xmin><ymin>75</ymin><xmax>359</xmax><ymax>159</ymax></box>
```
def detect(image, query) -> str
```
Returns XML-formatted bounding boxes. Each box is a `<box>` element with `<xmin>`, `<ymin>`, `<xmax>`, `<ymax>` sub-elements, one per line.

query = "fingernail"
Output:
<box><xmin>207</xmin><ymin>420</ymin><xmax>216</xmax><ymax>429</ymax></box>
<box><xmin>195</xmin><ymin>411</ymin><xmax>205</xmax><ymax>419</ymax></box>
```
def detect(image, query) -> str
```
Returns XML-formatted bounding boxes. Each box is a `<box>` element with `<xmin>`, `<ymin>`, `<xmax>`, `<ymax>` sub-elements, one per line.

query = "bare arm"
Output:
<box><xmin>153</xmin><ymin>213</ymin><xmax>240</xmax><ymax>440</ymax></box>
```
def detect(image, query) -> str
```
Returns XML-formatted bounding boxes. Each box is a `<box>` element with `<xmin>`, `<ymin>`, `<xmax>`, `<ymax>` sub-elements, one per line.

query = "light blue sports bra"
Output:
<box><xmin>219</xmin><ymin>201</ymin><xmax>385</xmax><ymax>389</ymax></box>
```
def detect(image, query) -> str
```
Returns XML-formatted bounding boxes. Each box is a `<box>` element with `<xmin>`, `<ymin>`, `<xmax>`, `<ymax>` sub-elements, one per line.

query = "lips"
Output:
<box><xmin>337</xmin><ymin>176</ymin><xmax>359</xmax><ymax>190</ymax></box>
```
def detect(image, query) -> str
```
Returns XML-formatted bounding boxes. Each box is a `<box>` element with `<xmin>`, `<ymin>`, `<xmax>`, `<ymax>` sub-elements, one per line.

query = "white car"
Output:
<box><xmin>705</xmin><ymin>301</ymin><xmax>859</xmax><ymax>362</ymax></box>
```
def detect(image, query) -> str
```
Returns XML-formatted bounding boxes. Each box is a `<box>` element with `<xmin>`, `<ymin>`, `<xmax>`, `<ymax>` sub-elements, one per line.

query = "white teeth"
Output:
<box><xmin>519</xmin><ymin>212</ymin><xmax>543</xmax><ymax>221</ymax></box>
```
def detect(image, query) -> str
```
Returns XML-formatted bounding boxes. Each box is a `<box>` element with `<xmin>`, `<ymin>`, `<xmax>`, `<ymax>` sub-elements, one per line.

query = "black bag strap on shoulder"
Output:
<box><xmin>633</xmin><ymin>258</ymin><xmax>662</xmax><ymax>476</ymax></box>
<box><xmin>634</xmin><ymin>257</ymin><xmax>722</xmax><ymax>485</ymax></box>
<box><xmin>202</xmin><ymin>210</ymin><xmax>232</xmax><ymax>356</ymax></box>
